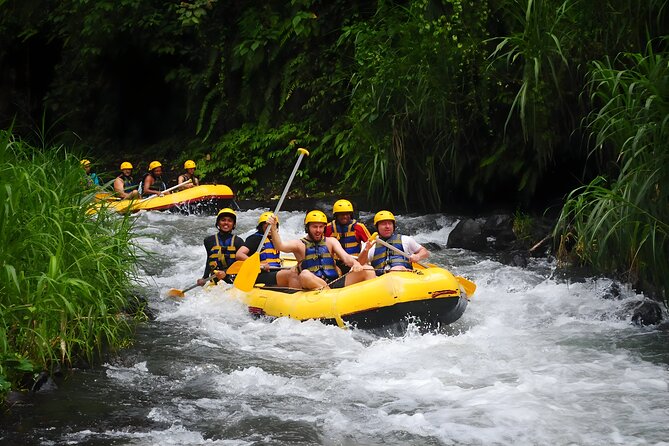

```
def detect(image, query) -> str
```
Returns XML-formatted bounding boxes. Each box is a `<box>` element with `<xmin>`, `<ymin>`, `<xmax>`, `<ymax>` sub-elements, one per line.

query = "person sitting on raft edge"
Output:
<box><xmin>267</xmin><ymin>210</ymin><xmax>375</xmax><ymax>290</ymax></box>
<box><xmin>178</xmin><ymin>160</ymin><xmax>200</xmax><ymax>190</ymax></box>
<box><xmin>138</xmin><ymin>160</ymin><xmax>169</xmax><ymax>197</ymax></box>
<box><xmin>80</xmin><ymin>159</ymin><xmax>102</xmax><ymax>187</ymax></box>
<box><xmin>197</xmin><ymin>208</ymin><xmax>245</xmax><ymax>286</ymax></box>
<box><xmin>235</xmin><ymin>212</ymin><xmax>300</xmax><ymax>288</ymax></box>
<box><xmin>357</xmin><ymin>210</ymin><xmax>430</xmax><ymax>275</ymax></box>
<box><xmin>324</xmin><ymin>199</ymin><xmax>371</xmax><ymax>275</ymax></box>
<box><xmin>114</xmin><ymin>161</ymin><xmax>139</xmax><ymax>199</ymax></box>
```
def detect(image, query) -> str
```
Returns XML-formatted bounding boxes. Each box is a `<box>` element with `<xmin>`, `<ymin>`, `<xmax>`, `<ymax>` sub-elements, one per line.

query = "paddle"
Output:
<box><xmin>166</xmin><ymin>273</ymin><xmax>216</xmax><ymax>299</ymax></box>
<box><xmin>225</xmin><ymin>262</ymin><xmax>292</xmax><ymax>275</ymax></box>
<box><xmin>369</xmin><ymin>233</ymin><xmax>477</xmax><ymax>296</ymax></box>
<box><xmin>139</xmin><ymin>179</ymin><xmax>192</xmax><ymax>202</ymax></box>
<box><xmin>233</xmin><ymin>148</ymin><xmax>310</xmax><ymax>292</ymax></box>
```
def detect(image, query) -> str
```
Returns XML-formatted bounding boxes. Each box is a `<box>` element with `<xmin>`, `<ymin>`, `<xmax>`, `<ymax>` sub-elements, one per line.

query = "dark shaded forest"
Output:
<box><xmin>1</xmin><ymin>0</ymin><xmax>667</xmax><ymax>298</ymax></box>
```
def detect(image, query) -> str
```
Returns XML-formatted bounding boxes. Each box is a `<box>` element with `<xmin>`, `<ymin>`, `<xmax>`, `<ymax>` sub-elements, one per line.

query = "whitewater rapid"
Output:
<box><xmin>7</xmin><ymin>209</ymin><xmax>668</xmax><ymax>445</ymax></box>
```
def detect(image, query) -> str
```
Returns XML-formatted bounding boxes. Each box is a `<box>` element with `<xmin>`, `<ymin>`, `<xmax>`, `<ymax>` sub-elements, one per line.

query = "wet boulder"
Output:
<box><xmin>447</xmin><ymin>214</ymin><xmax>515</xmax><ymax>252</ymax></box>
<box><xmin>631</xmin><ymin>300</ymin><xmax>664</xmax><ymax>326</ymax></box>
<box><xmin>446</xmin><ymin>218</ymin><xmax>487</xmax><ymax>251</ymax></box>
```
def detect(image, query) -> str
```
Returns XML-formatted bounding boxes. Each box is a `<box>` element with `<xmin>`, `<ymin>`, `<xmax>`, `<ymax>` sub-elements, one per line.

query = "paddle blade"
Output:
<box><xmin>456</xmin><ymin>276</ymin><xmax>476</xmax><ymax>297</ymax></box>
<box><xmin>233</xmin><ymin>252</ymin><xmax>261</xmax><ymax>292</ymax></box>
<box><xmin>225</xmin><ymin>260</ymin><xmax>244</xmax><ymax>275</ymax></box>
<box><xmin>166</xmin><ymin>288</ymin><xmax>185</xmax><ymax>299</ymax></box>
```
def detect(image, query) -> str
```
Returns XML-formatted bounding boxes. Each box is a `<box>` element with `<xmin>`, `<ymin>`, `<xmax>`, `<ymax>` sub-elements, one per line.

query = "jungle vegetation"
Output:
<box><xmin>0</xmin><ymin>130</ymin><xmax>143</xmax><ymax>396</ymax></box>
<box><xmin>0</xmin><ymin>1</ymin><xmax>666</xmax><ymax>329</ymax></box>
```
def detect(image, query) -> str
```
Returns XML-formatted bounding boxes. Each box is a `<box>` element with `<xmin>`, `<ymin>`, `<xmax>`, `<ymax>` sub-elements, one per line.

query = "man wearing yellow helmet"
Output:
<box><xmin>113</xmin><ymin>161</ymin><xmax>139</xmax><ymax>199</ymax></box>
<box><xmin>235</xmin><ymin>212</ymin><xmax>300</xmax><ymax>287</ymax></box>
<box><xmin>358</xmin><ymin>210</ymin><xmax>430</xmax><ymax>275</ymax></box>
<box><xmin>267</xmin><ymin>210</ymin><xmax>374</xmax><ymax>290</ymax></box>
<box><xmin>197</xmin><ymin>208</ymin><xmax>245</xmax><ymax>286</ymax></box>
<box><xmin>138</xmin><ymin>160</ymin><xmax>169</xmax><ymax>197</ymax></box>
<box><xmin>178</xmin><ymin>160</ymin><xmax>200</xmax><ymax>190</ymax></box>
<box><xmin>80</xmin><ymin>159</ymin><xmax>102</xmax><ymax>187</ymax></box>
<box><xmin>324</xmin><ymin>199</ymin><xmax>371</xmax><ymax>274</ymax></box>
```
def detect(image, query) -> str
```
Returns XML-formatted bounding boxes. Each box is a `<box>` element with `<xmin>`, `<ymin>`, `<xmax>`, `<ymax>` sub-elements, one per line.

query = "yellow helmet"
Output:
<box><xmin>304</xmin><ymin>210</ymin><xmax>328</xmax><ymax>225</ymax></box>
<box><xmin>258</xmin><ymin>211</ymin><xmax>279</xmax><ymax>225</ymax></box>
<box><xmin>80</xmin><ymin>159</ymin><xmax>91</xmax><ymax>167</ymax></box>
<box><xmin>373</xmin><ymin>210</ymin><xmax>396</xmax><ymax>226</ymax></box>
<box><xmin>216</xmin><ymin>208</ymin><xmax>237</xmax><ymax>227</ymax></box>
<box><xmin>120</xmin><ymin>161</ymin><xmax>133</xmax><ymax>170</ymax></box>
<box><xmin>149</xmin><ymin>161</ymin><xmax>162</xmax><ymax>171</ymax></box>
<box><xmin>184</xmin><ymin>160</ymin><xmax>196</xmax><ymax>169</ymax></box>
<box><xmin>333</xmin><ymin>199</ymin><xmax>353</xmax><ymax>214</ymax></box>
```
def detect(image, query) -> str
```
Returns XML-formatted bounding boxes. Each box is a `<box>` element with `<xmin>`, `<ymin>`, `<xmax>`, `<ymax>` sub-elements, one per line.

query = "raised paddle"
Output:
<box><xmin>166</xmin><ymin>272</ymin><xmax>216</xmax><ymax>299</ymax></box>
<box><xmin>369</xmin><ymin>233</ymin><xmax>477</xmax><ymax>297</ymax></box>
<box><xmin>233</xmin><ymin>148</ymin><xmax>310</xmax><ymax>292</ymax></box>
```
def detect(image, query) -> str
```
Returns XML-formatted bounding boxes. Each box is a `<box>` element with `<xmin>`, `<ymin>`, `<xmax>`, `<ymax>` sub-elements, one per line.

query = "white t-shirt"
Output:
<box><xmin>367</xmin><ymin>235</ymin><xmax>423</xmax><ymax>259</ymax></box>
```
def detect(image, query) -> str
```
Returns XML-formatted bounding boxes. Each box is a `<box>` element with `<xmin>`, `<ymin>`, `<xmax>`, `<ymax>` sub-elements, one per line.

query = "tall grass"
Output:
<box><xmin>0</xmin><ymin>129</ymin><xmax>141</xmax><ymax>395</ymax></box>
<box><xmin>556</xmin><ymin>45</ymin><xmax>668</xmax><ymax>302</ymax></box>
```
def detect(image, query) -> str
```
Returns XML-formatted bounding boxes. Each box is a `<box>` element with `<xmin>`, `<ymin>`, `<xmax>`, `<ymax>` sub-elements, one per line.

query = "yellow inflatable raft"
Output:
<box><xmin>226</xmin><ymin>267</ymin><xmax>472</xmax><ymax>331</ymax></box>
<box><xmin>97</xmin><ymin>184</ymin><xmax>234</xmax><ymax>214</ymax></box>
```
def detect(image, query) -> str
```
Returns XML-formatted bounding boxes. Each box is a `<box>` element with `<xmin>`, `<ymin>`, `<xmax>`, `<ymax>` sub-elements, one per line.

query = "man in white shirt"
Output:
<box><xmin>358</xmin><ymin>210</ymin><xmax>429</xmax><ymax>275</ymax></box>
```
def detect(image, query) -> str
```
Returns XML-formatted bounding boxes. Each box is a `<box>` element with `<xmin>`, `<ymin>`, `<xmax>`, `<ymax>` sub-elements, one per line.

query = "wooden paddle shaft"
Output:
<box><xmin>255</xmin><ymin>148</ymin><xmax>309</xmax><ymax>252</ymax></box>
<box><xmin>140</xmin><ymin>179</ymin><xmax>192</xmax><ymax>202</ymax></box>
<box><xmin>373</xmin><ymin>236</ymin><xmax>428</xmax><ymax>268</ymax></box>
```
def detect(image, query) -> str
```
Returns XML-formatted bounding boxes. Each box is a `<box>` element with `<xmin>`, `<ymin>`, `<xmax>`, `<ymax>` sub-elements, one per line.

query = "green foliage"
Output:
<box><xmin>0</xmin><ymin>129</ymin><xmax>142</xmax><ymax>395</ymax></box>
<box><xmin>195</xmin><ymin>123</ymin><xmax>318</xmax><ymax>197</ymax></box>
<box><xmin>339</xmin><ymin>0</ymin><xmax>493</xmax><ymax>209</ymax></box>
<box><xmin>556</xmin><ymin>46</ymin><xmax>669</xmax><ymax>302</ymax></box>
<box><xmin>513</xmin><ymin>210</ymin><xmax>534</xmax><ymax>241</ymax></box>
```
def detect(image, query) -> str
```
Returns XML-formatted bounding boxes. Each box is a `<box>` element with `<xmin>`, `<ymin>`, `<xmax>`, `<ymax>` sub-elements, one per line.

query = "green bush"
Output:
<box><xmin>556</xmin><ymin>46</ymin><xmax>669</xmax><ymax>303</ymax></box>
<box><xmin>0</xmin><ymin>129</ymin><xmax>142</xmax><ymax>396</ymax></box>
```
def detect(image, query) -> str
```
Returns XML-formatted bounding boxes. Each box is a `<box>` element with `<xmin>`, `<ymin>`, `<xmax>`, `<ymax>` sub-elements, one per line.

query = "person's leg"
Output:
<box><xmin>299</xmin><ymin>269</ymin><xmax>328</xmax><ymax>290</ymax></box>
<box><xmin>344</xmin><ymin>265</ymin><xmax>375</xmax><ymax>286</ymax></box>
<box><xmin>389</xmin><ymin>265</ymin><xmax>412</xmax><ymax>272</ymax></box>
<box><xmin>276</xmin><ymin>268</ymin><xmax>299</xmax><ymax>287</ymax></box>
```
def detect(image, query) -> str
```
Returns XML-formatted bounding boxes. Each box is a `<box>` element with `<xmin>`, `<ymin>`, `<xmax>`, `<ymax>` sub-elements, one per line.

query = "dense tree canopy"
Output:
<box><xmin>2</xmin><ymin>0</ymin><xmax>663</xmax><ymax>209</ymax></box>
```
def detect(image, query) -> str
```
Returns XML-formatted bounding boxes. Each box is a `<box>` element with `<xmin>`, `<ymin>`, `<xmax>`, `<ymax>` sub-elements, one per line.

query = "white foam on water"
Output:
<box><xmin>104</xmin><ymin>211</ymin><xmax>669</xmax><ymax>445</ymax></box>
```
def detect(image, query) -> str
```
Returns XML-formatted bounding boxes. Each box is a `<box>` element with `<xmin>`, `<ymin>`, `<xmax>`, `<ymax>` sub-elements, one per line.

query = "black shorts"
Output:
<box><xmin>328</xmin><ymin>275</ymin><xmax>346</xmax><ymax>289</ymax></box>
<box><xmin>256</xmin><ymin>271</ymin><xmax>278</xmax><ymax>286</ymax></box>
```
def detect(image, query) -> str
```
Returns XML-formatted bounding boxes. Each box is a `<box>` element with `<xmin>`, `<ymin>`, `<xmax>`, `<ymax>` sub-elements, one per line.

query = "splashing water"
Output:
<box><xmin>4</xmin><ymin>210</ymin><xmax>668</xmax><ymax>445</ymax></box>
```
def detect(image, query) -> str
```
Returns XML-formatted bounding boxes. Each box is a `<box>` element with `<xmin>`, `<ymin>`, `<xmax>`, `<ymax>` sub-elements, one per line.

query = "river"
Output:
<box><xmin>3</xmin><ymin>209</ymin><xmax>669</xmax><ymax>445</ymax></box>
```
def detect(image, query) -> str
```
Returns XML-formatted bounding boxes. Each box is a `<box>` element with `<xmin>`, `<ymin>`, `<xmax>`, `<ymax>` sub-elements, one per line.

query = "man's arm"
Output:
<box><xmin>403</xmin><ymin>236</ymin><xmax>429</xmax><ymax>263</ymax></box>
<box><xmin>113</xmin><ymin>177</ymin><xmax>125</xmax><ymax>196</ymax></box>
<box><xmin>143</xmin><ymin>176</ymin><xmax>160</xmax><ymax>195</ymax></box>
<box><xmin>328</xmin><ymin>238</ymin><xmax>362</xmax><ymax>271</ymax></box>
<box><xmin>267</xmin><ymin>215</ymin><xmax>304</xmax><ymax>257</ymax></box>
<box><xmin>235</xmin><ymin>245</ymin><xmax>251</xmax><ymax>260</ymax></box>
<box><xmin>355</xmin><ymin>222</ymin><xmax>371</xmax><ymax>242</ymax></box>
